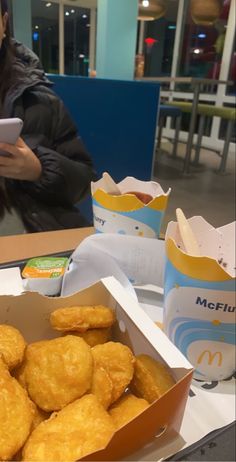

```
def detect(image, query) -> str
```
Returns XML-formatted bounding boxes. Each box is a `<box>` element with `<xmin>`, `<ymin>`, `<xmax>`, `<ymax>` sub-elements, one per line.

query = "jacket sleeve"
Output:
<box><xmin>18</xmin><ymin>88</ymin><xmax>96</xmax><ymax>207</ymax></box>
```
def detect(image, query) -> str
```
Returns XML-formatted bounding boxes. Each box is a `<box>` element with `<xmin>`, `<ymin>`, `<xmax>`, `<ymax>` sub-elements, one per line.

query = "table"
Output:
<box><xmin>140</xmin><ymin>77</ymin><xmax>233</xmax><ymax>174</ymax></box>
<box><xmin>168</xmin><ymin>422</ymin><xmax>235</xmax><ymax>461</ymax></box>
<box><xmin>0</xmin><ymin>227</ymin><xmax>94</xmax><ymax>265</ymax></box>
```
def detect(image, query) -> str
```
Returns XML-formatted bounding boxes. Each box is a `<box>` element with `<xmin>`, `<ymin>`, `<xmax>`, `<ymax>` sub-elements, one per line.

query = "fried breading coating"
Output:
<box><xmin>22</xmin><ymin>394</ymin><xmax>115</xmax><ymax>462</ymax></box>
<box><xmin>109</xmin><ymin>393</ymin><xmax>149</xmax><ymax>429</ymax></box>
<box><xmin>130</xmin><ymin>354</ymin><xmax>175</xmax><ymax>403</ymax></box>
<box><xmin>91</xmin><ymin>342</ymin><xmax>135</xmax><ymax>404</ymax></box>
<box><xmin>28</xmin><ymin>399</ymin><xmax>51</xmax><ymax>431</ymax></box>
<box><xmin>69</xmin><ymin>327</ymin><xmax>111</xmax><ymax>347</ymax></box>
<box><xmin>0</xmin><ymin>324</ymin><xmax>26</xmax><ymax>369</ymax></box>
<box><xmin>24</xmin><ymin>335</ymin><xmax>93</xmax><ymax>411</ymax></box>
<box><xmin>0</xmin><ymin>358</ymin><xmax>33</xmax><ymax>461</ymax></box>
<box><xmin>50</xmin><ymin>305</ymin><xmax>115</xmax><ymax>332</ymax></box>
<box><xmin>12</xmin><ymin>359</ymin><xmax>27</xmax><ymax>388</ymax></box>
<box><xmin>13</xmin><ymin>401</ymin><xmax>50</xmax><ymax>462</ymax></box>
<box><xmin>91</xmin><ymin>366</ymin><xmax>113</xmax><ymax>409</ymax></box>
<box><xmin>12</xmin><ymin>343</ymin><xmax>48</xmax><ymax>389</ymax></box>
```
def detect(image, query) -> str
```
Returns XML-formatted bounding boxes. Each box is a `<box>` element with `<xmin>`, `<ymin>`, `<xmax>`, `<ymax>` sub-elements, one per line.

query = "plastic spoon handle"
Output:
<box><xmin>102</xmin><ymin>172</ymin><xmax>121</xmax><ymax>195</ymax></box>
<box><xmin>176</xmin><ymin>208</ymin><xmax>201</xmax><ymax>256</ymax></box>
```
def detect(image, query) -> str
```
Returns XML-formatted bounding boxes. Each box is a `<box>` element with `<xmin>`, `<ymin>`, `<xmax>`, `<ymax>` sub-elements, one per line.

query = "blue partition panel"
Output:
<box><xmin>48</xmin><ymin>75</ymin><xmax>160</xmax><ymax>222</ymax></box>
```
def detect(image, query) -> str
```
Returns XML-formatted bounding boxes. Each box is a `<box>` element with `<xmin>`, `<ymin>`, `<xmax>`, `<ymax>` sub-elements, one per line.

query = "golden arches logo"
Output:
<box><xmin>197</xmin><ymin>350</ymin><xmax>223</xmax><ymax>367</ymax></box>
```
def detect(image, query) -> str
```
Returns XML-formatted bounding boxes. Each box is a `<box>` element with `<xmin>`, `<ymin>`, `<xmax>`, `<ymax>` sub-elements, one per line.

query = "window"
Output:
<box><xmin>31</xmin><ymin>0</ymin><xmax>59</xmax><ymax>74</ymax></box>
<box><xmin>177</xmin><ymin>0</ymin><xmax>230</xmax><ymax>87</ymax></box>
<box><xmin>140</xmin><ymin>1</ymin><xmax>178</xmax><ymax>77</ymax></box>
<box><xmin>64</xmin><ymin>6</ymin><xmax>90</xmax><ymax>76</ymax></box>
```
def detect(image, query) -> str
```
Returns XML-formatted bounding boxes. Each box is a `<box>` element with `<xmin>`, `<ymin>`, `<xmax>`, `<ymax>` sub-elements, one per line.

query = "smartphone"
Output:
<box><xmin>0</xmin><ymin>118</ymin><xmax>23</xmax><ymax>156</ymax></box>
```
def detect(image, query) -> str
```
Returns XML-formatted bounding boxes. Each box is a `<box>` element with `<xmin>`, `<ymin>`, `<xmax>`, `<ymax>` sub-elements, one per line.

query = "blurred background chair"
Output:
<box><xmin>48</xmin><ymin>75</ymin><xmax>161</xmax><ymax>223</ymax></box>
<box><xmin>167</xmin><ymin>101</ymin><xmax>235</xmax><ymax>173</ymax></box>
<box><xmin>156</xmin><ymin>105</ymin><xmax>182</xmax><ymax>158</ymax></box>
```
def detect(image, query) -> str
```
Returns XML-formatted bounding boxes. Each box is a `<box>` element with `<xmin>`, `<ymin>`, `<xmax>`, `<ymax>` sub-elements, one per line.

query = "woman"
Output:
<box><xmin>0</xmin><ymin>0</ymin><xmax>95</xmax><ymax>234</ymax></box>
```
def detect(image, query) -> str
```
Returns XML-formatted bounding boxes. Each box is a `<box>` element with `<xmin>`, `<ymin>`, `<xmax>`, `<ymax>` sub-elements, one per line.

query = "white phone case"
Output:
<box><xmin>0</xmin><ymin>118</ymin><xmax>23</xmax><ymax>156</ymax></box>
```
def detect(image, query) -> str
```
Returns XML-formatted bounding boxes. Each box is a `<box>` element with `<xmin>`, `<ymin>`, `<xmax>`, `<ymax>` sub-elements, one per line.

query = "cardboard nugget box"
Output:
<box><xmin>0</xmin><ymin>277</ymin><xmax>193</xmax><ymax>461</ymax></box>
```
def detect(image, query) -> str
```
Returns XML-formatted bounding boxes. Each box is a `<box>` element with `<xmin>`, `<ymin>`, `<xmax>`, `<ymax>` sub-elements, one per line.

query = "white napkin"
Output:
<box><xmin>62</xmin><ymin>233</ymin><xmax>165</xmax><ymax>297</ymax></box>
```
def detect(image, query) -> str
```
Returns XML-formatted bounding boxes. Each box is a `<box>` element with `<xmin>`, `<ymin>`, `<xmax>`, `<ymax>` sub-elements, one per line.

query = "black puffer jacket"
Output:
<box><xmin>1</xmin><ymin>41</ymin><xmax>96</xmax><ymax>232</ymax></box>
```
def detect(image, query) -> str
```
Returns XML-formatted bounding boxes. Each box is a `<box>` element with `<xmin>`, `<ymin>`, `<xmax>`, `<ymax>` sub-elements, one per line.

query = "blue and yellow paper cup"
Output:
<box><xmin>163</xmin><ymin>217</ymin><xmax>236</xmax><ymax>381</ymax></box>
<box><xmin>91</xmin><ymin>176</ymin><xmax>171</xmax><ymax>238</ymax></box>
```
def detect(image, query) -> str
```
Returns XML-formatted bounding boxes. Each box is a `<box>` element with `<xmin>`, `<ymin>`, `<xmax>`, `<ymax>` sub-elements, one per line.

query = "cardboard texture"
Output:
<box><xmin>91</xmin><ymin>177</ymin><xmax>171</xmax><ymax>238</ymax></box>
<box><xmin>164</xmin><ymin>217</ymin><xmax>236</xmax><ymax>381</ymax></box>
<box><xmin>0</xmin><ymin>277</ymin><xmax>193</xmax><ymax>461</ymax></box>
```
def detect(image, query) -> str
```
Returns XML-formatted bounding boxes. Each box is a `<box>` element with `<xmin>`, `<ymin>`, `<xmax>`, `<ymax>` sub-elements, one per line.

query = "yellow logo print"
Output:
<box><xmin>197</xmin><ymin>350</ymin><xmax>223</xmax><ymax>367</ymax></box>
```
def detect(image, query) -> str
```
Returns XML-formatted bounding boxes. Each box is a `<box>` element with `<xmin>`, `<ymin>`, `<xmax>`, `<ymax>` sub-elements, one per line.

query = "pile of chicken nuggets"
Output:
<box><xmin>0</xmin><ymin>305</ymin><xmax>175</xmax><ymax>462</ymax></box>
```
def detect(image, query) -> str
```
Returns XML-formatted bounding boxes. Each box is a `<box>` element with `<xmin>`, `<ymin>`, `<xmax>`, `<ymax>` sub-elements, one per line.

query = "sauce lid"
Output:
<box><xmin>22</xmin><ymin>257</ymin><xmax>69</xmax><ymax>279</ymax></box>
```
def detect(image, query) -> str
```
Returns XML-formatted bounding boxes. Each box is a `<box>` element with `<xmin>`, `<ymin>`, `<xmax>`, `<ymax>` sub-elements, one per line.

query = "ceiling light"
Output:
<box><xmin>45</xmin><ymin>2</ymin><xmax>52</xmax><ymax>7</ymax></box>
<box><xmin>86</xmin><ymin>23</ymin><xmax>90</xmax><ymax>27</ymax></box>
<box><xmin>138</xmin><ymin>0</ymin><xmax>166</xmax><ymax>21</ymax></box>
<box><xmin>71</xmin><ymin>9</ymin><xmax>75</xmax><ymax>13</ymax></box>
<box><xmin>65</xmin><ymin>11</ymin><xmax>70</xmax><ymax>16</ymax></box>
<box><xmin>82</xmin><ymin>14</ymin><xmax>88</xmax><ymax>18</ymax></box>
<box><xmin>79</xmin><ymin>54</ymin><xmax>85</xmax><ymax>58</ymax></box>
<box><xmin>190</xmin><ymin>0</ymin><xmax>221</xmax><ymax>26</ymax></box>
<box><xmin>198</xmin><ymin>33</ymin><xmax>206</xmax><ymax>38</ymax></box>
<box><xmin>35</xmin><ymin>25</ymin><xmax>39</xmax><ymax>29</ymax></box>
<box><xmin>193</xmin><ymin>48</ymin><xmax>201</xmax><ymax>54</ymax></box>
<box><xmin>142</xmin><ymin>0</ymin><xmax>149</xmax><ymax>6</ymax></box>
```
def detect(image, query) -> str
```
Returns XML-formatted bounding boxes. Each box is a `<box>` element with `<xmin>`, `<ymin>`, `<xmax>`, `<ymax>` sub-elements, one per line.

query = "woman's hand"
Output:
<box><xmin>0</xmin><ymin>137</ymin><xmax>42</xmax><ymax>181</ymax></box>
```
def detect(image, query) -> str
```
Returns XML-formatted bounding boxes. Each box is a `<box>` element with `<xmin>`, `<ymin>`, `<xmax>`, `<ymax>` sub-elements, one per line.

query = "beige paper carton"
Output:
<box><xmin>0</xmin><ymin>277</ymin><xmax>193</xmax><ymax>461</ymax></box>
<box><xmin>92</xmin><ymin>177</ymin><xmax>171</xmax><ymax>238</ymax></box>
<box><xmin>164</xmin><ymin>217</ymin><xmax>236</xmax><ymax>381</ymax></box>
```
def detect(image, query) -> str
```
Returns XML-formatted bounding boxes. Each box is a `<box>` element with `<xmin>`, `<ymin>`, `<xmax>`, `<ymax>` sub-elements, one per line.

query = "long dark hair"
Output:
<box><xmin>0</xmin><ymin>0</ymin><xmax>13</xmax><ymax>217</ymax></box>
<box><xmin>0</xmin><ymin>0</ymin><xmax>15</xmax><ymax>103</ymax></box>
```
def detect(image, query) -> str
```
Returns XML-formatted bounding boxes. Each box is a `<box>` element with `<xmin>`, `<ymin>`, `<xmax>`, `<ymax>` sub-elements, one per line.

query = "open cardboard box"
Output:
<box><xmin>0</xmin><ymin>277</ymin><xmax>193</xmax><ymax>461</ymax></box>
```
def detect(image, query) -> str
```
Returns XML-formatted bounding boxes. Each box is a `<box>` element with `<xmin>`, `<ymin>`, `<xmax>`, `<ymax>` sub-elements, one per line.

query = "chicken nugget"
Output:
<box><xmin>69</xmin><ymin>327</ymin><xmax>111</xmax><ymax>347</ymax></box>
<box><xmin>12</xmin><ymin>342</ymin><xmax>49</xmax><ymax>389</ymax></box>
<box><xmin>91</xmin><ymin>366</ymin><xmax>113</xmax><ymax>409</ymax></box>
<box><xmin>24</xmin><ymin>335</ymin><xmax>93</xmax><ymax>411</ymax></box>
<box><xmin>109</xmin><ymin>393</ymin><xmax>149</xmax><ymax>430</ymax></box>
<box><xmin>91</xmin><ymin>342</ymin><xmax>135</xmax><ymax>404</ymax></box>
<box><xmin>50</xmin><ymin>305</ymin><xmax>115</xmax><ymax>332</ymax></box>
<box><xmin>0</xmin><ymin>324</ymin><xmax>26</xmax><ymax>369</ymax></box>
<box><xmin>0</xmin><ymin>358</ymin><xmax>33</xmax><ymax>461</ymax></box>
<box><xmin>22</xmin><ymin>394</ymin><xmax>115</xmax><ymax>462</ymax></box>
<box><xmin>130</xmin><ymin>354</ymin><xmax>175</xmax><ymax>403</ymax></box>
